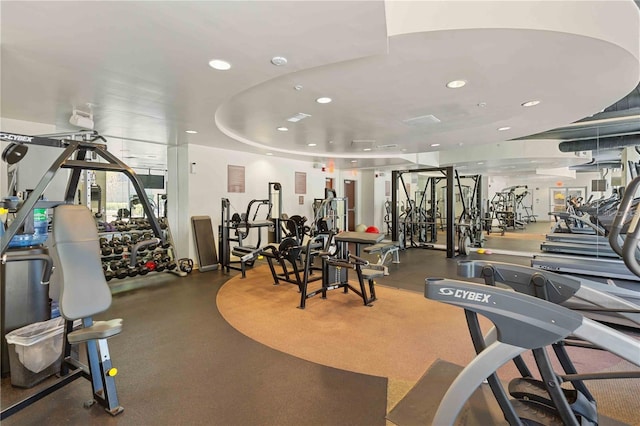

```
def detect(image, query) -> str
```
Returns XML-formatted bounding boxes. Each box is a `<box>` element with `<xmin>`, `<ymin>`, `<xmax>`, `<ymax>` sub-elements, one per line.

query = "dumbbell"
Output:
<box><xmin>104</xmin><ymin>270</ymin><xmax>114</xmax><ymax>281</ymax></box>
<box><xmin>113</xmin><ymin>245</ymin><xmax>124</xmax><ymax>255</ymax></box>
<box><xmin>179</xmin><ymin>258</ymin><xmax>194</xmax><ymax>273</ymax></box>
<box><xmin>138</xmin><ymin>265</ymin><xmax>150</xmax><ymax>275</ymax></box>
<box><xmin>166</xmin><ymin>261</ymin><xmax>177</xmax><ymax>270</ymax></box>
<box><xmin>116</xmin><ymin>268</ymin><xmax>128</xmax><ymax>279</ymax></box>
<box><xmin>102</xmin><ymin>246</ymin><xmax>113</xmax><ymax>256</ymax></box>
<box><xmin>127</xmin><ymin>267</ymin><xmax>139</xmax><ymax>278</ymax></box>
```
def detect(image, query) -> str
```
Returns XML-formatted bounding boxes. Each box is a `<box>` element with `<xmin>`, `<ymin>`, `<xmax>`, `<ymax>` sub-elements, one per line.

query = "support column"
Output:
<box><xmin>167</xmin><ymin>145</ymin><xmax>190</xmax><ymax>260</ymax></box>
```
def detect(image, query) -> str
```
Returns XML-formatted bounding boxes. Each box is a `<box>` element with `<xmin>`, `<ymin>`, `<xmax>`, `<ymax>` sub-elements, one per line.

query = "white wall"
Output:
<box><xmin>373</xmin><ymin>172</ymin><xmax>390</xmax><ymax>233</ymax></box>
<box><xmin>186</xmin><ymin>144</ymin><xmax>338</xmax><ymax>263</ymax></box>
<box><xmin>167</xmin><ymin>145</ymin><xmax>190</xmax><ymax>259</ymax></box>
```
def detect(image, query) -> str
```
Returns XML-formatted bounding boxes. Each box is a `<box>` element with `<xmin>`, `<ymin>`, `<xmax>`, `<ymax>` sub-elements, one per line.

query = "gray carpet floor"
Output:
<box><xmin>1</xmin><ymin>271</ymin><xmax>388</xmax><ymax>425</ymax></box>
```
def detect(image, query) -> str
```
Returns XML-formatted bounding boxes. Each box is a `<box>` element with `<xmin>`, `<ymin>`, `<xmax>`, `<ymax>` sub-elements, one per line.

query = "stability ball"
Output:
<box><xmin>355</xmin><ymin>224</ymin><xmax>367</xmax><ymax>233</ymax></box>
<box><xmin>365</xmin><ymin>226</ymin><xmax>380</xmax><ymax>233</ymax></box>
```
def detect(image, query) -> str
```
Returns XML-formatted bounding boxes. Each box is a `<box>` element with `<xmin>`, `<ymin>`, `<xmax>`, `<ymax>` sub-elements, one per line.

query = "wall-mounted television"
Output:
<box><xmin>137</xmin><ymin>174</ymin><xmax>165</xmax><ymax>190</ymax></box>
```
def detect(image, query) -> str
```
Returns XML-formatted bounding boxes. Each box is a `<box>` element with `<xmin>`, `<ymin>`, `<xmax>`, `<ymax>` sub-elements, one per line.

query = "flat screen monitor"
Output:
<box><xmin>137</xmin><ymin>174</ymin><xmax>165</xmax><ymax>190</ymax></box>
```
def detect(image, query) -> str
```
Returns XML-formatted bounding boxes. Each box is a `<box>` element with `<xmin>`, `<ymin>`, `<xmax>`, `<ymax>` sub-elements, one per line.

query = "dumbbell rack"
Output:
<box><xmin>98</xmin><ymin>217</ymin><xmax>180</xmax><ymax>283</ymax></box>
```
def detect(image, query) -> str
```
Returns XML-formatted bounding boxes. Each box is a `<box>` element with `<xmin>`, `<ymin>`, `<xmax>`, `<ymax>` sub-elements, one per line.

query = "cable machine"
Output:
<box><xmin>455</xmin><ymin>172</ymin><xmax>485</xmax><ymax>255</ymax></box>
<box><xmin>391</xmin><ymin>166</ymin><xmax>455</xmax><ymax>258</ymax></box>
<box><xmin>0</xmin><ymin>130</ymin><xmax>167</xmax><ymax>419</ymax></box>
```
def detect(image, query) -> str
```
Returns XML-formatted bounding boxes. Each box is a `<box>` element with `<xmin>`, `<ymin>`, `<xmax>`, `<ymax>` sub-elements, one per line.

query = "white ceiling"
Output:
<box><xmin>1</xmin><ymin>1</ymin><xmax>639</xmax><ymax>175</ymax></box>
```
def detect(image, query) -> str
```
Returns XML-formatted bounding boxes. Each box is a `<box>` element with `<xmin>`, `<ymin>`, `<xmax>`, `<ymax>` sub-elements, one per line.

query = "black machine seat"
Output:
<box><xmin>363</xmin><ymin>241</ymin><xmax>400</xmax><ymax>264</ymax></box>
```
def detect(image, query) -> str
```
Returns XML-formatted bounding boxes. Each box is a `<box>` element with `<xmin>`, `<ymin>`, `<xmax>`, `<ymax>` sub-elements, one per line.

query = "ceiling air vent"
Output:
<box><xmin>377</xmin><ymin>144</ymin><xmax>398</xmax><ymax>149</ymax></box>
<box><xmin>402</xmin><ymin>114</ymin><xmax>441</xmax><ymax>126</ymax></box>
<box><xmin>286</xmin><ymin>112</ymin><xmax>312</xmax><ymax>123</ymax></box>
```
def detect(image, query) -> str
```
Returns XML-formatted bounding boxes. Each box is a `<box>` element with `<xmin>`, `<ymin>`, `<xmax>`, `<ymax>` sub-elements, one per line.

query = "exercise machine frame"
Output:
<box><xmin>391</xmin><ymin>166</ymin><xmax>455</xmax><ymax>258</ymax></box>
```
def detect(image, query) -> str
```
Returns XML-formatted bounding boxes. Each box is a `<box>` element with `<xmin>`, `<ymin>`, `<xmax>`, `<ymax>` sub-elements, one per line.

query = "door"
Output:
<box><xmin>325</xmin><ymin>177</ymin><xmax>333</xmax><ymax>190</ymax></box>
<box><xmin>344</xmin><ymin>179</ymin><xmax>356</xmax><ymax>231</ymax></box>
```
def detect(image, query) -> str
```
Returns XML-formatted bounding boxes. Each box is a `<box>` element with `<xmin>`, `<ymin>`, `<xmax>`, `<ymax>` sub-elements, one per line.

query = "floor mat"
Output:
<box><xmin>387</xmin><ymin>359</ymin><xmax>506</xmax><ymax>426</ymax></box>
<box><xmin>387</xmin><ymin>359</ymin><xmax>634</xmax><ymax>426</ymax></box>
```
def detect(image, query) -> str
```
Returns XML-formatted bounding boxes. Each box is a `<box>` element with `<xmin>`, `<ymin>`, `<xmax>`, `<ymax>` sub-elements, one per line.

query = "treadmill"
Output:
<box><xmin>539</xmin><ymin>240</ymin><xmax>620</xmax><ymax>257</ymax></box>
<box><xmin>532</xmin><ymin>253</ymin><xmax>640</xmax><ymax>282</ymax></box>
<box><xmin>544</xmin><ymin>232</ymin><xmax>609</xmax><ymax>245</ymax></box>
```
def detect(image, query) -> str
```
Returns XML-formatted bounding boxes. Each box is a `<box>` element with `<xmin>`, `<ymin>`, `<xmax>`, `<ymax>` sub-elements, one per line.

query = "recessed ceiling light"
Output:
<box><xmin>271</xmin><ymin>56</ymin><xmax>288</xmax><ymax>66</ymax></box>
<box><xmin>266</xmin><ymin>152</ymin><xmax>273</xmax><ymax>156</ymax></box>
<box><xmin>521</xmin><ymin>100</ymin><xmax>541</xmax><ymax>107</ymax></box>
<box><xmin>208</xmin><ymin>59</ymin><xmax>231</xmax><ymax>70</ymax></box>
<box><xmin>477</xmin><ymin>162</ymin><xmax>484</xmax><ymax>165</ymax></box>
<box><xmin>497</xmin><ymin>126</ymin><xmax>511</xmax><ymax>131</ymax></box>
<box><xmin>308</xmin><ymin>143</ymin><xmax>317</xmax><ymax>147</ymax></box>
<box><xmin>276</xmin><ymin>126</ymin><xmax>288</xmax><ymax>132</ymax></box>
<box><xmin>316</xmin><ymin>97</ymin><xmax>332</xmax><ymax>104</ymax></box>
<box><xmin>363</xmin><ymin>148</ymin><xmax>372</xmax><ymax>152</ymax></box>
<box><xmin>351</xmin><ymin>160</ymin><xmax>358</xmax><ymax>163</ymax></box>
<box><xmin>477</xmin><ymin>102</ymin><xmax>487</xmax><ymax>108</ymax></box>
<box><xmin>328</xmin><ymin>140</ymin><xmax>334</xmax><ymax>144</ymax></box>
<box><xmin>446</xmin><ymin>80</ymin><xmax>467</xmax><ymax>89</ymax></box>
<box><xmin>185</xmin><ymin>130</ymin><xmax>198</xmax><ymax>134</ymax></box>
<box><xmin>430</xmin><ymin>143</ymin><xmax>440</xmax><ymax>147</ymax></box>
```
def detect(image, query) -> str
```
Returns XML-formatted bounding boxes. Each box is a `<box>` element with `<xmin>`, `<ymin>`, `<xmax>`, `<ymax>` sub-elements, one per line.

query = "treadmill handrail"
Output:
<box><xmin>425</xmin><ymin>278</ymin><xmax>583</xmax><ymax>349</ymax></box>
<box><xmin>459</xmin><ymin>259</ymin><xmax>640</xmax><ymax>327</ymax></box>
<box><xmin>457</xmin><ymin>260</ymin><xmax>581</xmax><ymax>304</ymax></box>
<box><xmin>609</xmin><ymin>175</ymin><xmax>640</xmax><ymax>276</ymax></box>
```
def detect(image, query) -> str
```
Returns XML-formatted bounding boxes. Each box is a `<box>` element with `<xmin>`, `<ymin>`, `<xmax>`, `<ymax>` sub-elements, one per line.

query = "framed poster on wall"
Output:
<box><xmin>228</xmin><ymin>165</ymin><xmax>245</xmax><ymax>193</ymax></box>
<box><xmin>295</xmin><ymin>172</ymin><xmax>306</xmax><ymax>194</ymax></box>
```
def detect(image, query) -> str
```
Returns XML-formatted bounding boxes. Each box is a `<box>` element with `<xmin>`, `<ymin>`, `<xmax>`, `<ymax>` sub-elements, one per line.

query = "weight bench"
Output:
<box><xmin>363</xmin><ymin>241</ymin><xmax>400</xmax><ymax>265</ymax></box>
<box><xmin>231</xmin><ymin>246</ymin><xmax>264</xmax><ymax>278</ymax></box>
<box><xmin>1</xmin><ymin>205</ymin><xmax>124</xmax><ymax>420</ymax></box>
<box><xmin>300</xmin><ymin>249</ymin><xmax>387</xmax><ymax>309</ymax></box>
<box><xmin>358</xmin><ymin>262</ymin><xmax>389</xmax><ymax>303</ymax></box>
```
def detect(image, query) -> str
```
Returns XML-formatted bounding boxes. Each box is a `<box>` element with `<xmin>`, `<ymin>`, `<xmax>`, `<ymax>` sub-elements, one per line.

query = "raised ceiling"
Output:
<box><xmin>1</xmin><ymin>1</ymin><xmax>639</xmax><ymax>173</ymax></box>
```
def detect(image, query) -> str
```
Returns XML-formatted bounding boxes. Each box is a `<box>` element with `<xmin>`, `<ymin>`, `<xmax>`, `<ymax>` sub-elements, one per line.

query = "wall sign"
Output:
<box><xmin>228</xmin><ymin>165</ymin><xmax>245</xmax><ymax>193</ymax></box>
<box><xmin>295</xmin><ymin>172</ymin><xmax>307</xmax><ymax>194</ymax></box>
